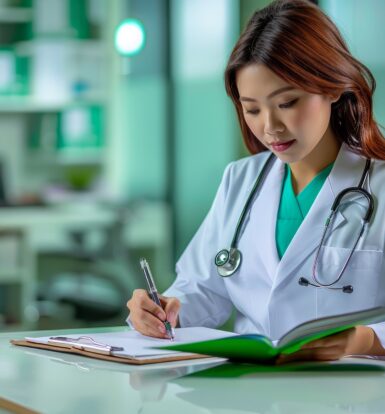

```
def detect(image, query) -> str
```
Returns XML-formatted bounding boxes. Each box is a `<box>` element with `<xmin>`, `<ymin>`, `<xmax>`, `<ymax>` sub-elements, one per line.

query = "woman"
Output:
<box><xmin>127</xmin><ymin>0</ymin><xmax>385</xmax><ymax>361</ymax></box>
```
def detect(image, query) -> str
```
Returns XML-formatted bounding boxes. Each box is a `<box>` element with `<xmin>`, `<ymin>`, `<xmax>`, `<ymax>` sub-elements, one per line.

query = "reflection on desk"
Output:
<box><xmin>173</xmin><ymin>365</ymin><xmax>385</xmax><ymax>414</ymax></box>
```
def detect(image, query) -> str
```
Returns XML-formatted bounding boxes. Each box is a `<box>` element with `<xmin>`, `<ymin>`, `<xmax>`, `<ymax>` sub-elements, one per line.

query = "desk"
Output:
<box><xmin>1</xmin><ymin>327</ymin><xmax>385</xmax><ymax>414</ymax></box>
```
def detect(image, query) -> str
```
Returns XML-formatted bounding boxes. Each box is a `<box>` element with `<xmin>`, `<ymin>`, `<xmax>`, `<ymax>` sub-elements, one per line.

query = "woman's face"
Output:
<box><xmin>236</xmin><ymin>63</ymin><xmax>338</xmax><ymax>164</ymax></box>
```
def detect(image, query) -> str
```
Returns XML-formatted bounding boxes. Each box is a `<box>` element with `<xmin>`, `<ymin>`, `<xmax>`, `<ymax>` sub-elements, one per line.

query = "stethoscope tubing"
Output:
<box><xmin>216</xmin><ymin>153</ymin><xmax>374</xmax><ymax>286</ymax></box>
<box><xmin>311</xmin><ymin>158</ymin><xmax>373</xmax><ymax>288</ymax></box>
<box><xmin>230</xmin><ymin>152</ymin><xmax>276</xmax><ymax>248</ymax></box>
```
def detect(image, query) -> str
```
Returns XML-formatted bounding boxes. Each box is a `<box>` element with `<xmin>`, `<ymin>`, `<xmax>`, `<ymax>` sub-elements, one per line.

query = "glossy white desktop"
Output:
<box><xmin>1</xmin><ymin>326</ymin><xmax>385</xmax><ymax>414</ymax></box>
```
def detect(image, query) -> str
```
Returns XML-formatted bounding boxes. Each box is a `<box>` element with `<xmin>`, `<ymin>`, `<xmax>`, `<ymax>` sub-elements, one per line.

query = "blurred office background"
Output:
<box><xmin>0</xmin><ymin>0</ymin><xmax>383</xmax><ymax>331</ymax></box>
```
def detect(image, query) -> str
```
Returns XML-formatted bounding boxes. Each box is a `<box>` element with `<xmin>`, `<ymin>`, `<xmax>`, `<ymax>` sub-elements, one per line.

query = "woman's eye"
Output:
<box><xmin>244</xmin><ymin>108</ymin><xmax>260</xmax><ymax>115</ymax></box>
<box><xmin>279</xmin><ymin>98</ymin><xmax>298</xmax><ymax>109</ymax></box>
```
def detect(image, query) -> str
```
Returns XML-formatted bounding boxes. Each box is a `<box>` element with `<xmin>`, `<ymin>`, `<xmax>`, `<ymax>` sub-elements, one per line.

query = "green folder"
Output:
<box><xmin>157</xmin><ymin>307</ymin><xmax>385</xmax><ymax>363</ymax></box>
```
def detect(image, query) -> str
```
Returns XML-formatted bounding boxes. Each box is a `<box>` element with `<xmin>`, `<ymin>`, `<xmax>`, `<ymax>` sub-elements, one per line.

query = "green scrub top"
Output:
<box><xmin>276</xmin><ymin>163</ymin><xmax>334</xmax><ymax>259</ymax></box>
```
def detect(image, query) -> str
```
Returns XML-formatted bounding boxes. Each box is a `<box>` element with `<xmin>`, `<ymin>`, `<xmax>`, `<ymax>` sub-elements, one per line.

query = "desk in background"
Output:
<box><xmin>0</xmin><ymin>202</ymin><xmax>173</xmax><ymax>330</ymax></box>
<box><xmin>1</xmin><ymin>327</ymin><xmax>385</xmax><ymax>414</ymax></box>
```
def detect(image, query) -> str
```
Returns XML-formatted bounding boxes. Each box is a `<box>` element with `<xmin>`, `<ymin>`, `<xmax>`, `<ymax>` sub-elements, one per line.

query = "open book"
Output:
<box><xmin>156</xmin><ymin>307</ymin><xmax>385</xmax><ymax>363</ymax></box>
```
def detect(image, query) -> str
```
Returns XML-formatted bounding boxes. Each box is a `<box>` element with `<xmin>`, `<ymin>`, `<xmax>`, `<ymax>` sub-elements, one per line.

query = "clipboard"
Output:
<box><xmin>10</xmin><ymin>327</ymin><xmax>236</xmax><ymax>365</ymax></box>
<box><xmin>10</xmin><ymin>338</ymin><xmax>209</xmax><ymax>365</ymax></box>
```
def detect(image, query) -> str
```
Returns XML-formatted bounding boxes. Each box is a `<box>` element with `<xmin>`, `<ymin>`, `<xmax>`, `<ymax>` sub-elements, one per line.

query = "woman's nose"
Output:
<box><xmin>264</xmin><ymin>112</ymin><xmax>285</xmax><ymax>135</ymax></box>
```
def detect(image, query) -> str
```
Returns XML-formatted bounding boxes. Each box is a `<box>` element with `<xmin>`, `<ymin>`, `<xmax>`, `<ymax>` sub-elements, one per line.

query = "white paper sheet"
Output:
<box><xmin>26</xmin><ymin>327</ymin><xmax>236</xmax><ymax>360</ymax></box>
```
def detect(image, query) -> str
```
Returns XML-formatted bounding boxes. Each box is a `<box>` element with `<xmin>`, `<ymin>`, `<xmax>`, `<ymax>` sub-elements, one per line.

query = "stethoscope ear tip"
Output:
<box><xmin>342</xmin><ymin>285</ymin><xmax>353</xmax><ymax>293</ymax></box>
<box><xmin>298</xmin><ymin>277</ymin><xmax>309</xmax><ymax>286</ymax></box>
<box><xmin>298</xmin><ymin>277</ymin><xmax>354</xmax><ymax>293</ymax></box>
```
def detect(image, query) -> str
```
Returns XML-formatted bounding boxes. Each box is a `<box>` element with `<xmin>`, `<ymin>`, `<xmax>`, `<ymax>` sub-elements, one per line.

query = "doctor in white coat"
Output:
<box><xmin>127</xmin><ymin>0</ymin><xmax>385</xmax><ymax>361</ymax></box>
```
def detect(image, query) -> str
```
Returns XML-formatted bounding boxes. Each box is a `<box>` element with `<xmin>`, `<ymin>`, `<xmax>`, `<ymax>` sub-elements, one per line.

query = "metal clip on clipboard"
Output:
<box><xmin>48</xmin><ymin>336</ymin><xmax>124</xmax><ymax>355</ymax></box>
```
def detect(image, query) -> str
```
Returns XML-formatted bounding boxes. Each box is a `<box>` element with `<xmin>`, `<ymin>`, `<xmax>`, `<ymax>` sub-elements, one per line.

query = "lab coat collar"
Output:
<box><xmin>272</xmin><ymin>143</ymin><xmax>368</xmax><ymax>290</ymax></box>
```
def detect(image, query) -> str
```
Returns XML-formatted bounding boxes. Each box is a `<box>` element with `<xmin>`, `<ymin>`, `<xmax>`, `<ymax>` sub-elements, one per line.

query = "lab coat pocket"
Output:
<box><xmin>315</xmin><ymin>246</ymin><xmax>384</xmax><ymax>315</ymax></box>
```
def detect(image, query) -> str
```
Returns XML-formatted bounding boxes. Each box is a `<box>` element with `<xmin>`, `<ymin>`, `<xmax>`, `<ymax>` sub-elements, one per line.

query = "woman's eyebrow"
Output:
<box><xmin>239</xmin><ymin>86</ymin><xmax>296</xmax><ymax>102</ymax></box>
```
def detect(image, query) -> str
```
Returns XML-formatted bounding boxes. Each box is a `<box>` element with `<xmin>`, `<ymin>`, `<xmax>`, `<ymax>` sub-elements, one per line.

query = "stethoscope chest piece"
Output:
<box><xmin>215</xmin><ymin>248</ymin><xmax>242</xmax><ymax>277</ymax></box>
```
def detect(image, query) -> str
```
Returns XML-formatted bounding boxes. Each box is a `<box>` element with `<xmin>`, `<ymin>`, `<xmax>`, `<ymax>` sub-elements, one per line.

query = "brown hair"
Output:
<box><xmin>224</xmin><ymin>0</ymin><xmax>385</xmax><ymax>159</ymax></box>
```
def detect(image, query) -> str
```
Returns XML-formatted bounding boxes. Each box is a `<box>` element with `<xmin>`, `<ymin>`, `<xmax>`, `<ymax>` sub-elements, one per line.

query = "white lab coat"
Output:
<box><xmin>164</xmin><ymin>143</ymin><xmax>385</xmax><ymax>345</ymax></box>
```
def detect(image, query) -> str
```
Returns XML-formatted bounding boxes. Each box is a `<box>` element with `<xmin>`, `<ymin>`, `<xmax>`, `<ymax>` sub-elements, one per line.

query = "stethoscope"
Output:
<box><xmin>214</xmin><ymin>152</ymin><xmax>374</xmax><ymax>293</ymax></box>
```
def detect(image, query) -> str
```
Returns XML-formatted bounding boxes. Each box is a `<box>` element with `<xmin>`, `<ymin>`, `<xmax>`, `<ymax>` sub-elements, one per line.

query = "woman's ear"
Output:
<box><xmin>330</xmin><ymin>93</ymin><xmax>342</xmax><ymax>104</ymax></box>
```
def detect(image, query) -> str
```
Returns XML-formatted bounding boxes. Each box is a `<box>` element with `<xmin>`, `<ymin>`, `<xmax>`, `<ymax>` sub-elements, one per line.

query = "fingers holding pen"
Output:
<box><xmin>127</xmin><ymin>289</ymin><xmax>180</xmax><ymax>339</ymax></box>
<box><xmin>134</xmin><ymin>289</ymin><xmax>167</xmax><ymax>320</ymax></box>
<box><xmin>127</xmin><ymin>289</ymin><xmax>168</xmax><ymax>338</ymax></box>
<box><xmin>138</xmin><ymin>310</ymin><xmax>169</xmax><ymax>338</ymax></box>
<box><xmin>161</xmin><ymin>296</ymin><xmax>181</xmax><ymax>327</ymax></box>
<box><xmin>136</xmin><ymin>258</ymin><xmax>178</xmax><ymax>339</ymax></box>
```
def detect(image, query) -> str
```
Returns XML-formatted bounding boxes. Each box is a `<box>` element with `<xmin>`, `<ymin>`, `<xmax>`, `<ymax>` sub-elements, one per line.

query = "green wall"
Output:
<box><xmin>319</xmin><ymin>0</ymin><xmax>385</xmax><ymax>126</ymax></box>
<box><xmin>121</xmin><ymin>76</ymin><xmax>168</xmax><ymax>199</ymax></box>
<box><xmin>173</xmin><ymin>80</ymin><xmax>238</xmax><ymax>254</ymax></box>
<box><xmin>171</xmin><ymin>0</ymin><xmax>240</xmax><ymax>257</ymax></box>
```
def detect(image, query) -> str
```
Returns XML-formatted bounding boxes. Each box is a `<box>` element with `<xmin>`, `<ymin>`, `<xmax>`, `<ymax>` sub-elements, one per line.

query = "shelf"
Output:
<box><xmin>16</xmin><ymin>39</ymin><xmax>107</xmax><ymax>56</ymax></box>
<box><xmin>0</xmin><ymin>7</ymin><xmax>33</xmax><ymax>23</ymax></box>
<box><xmin>0</xmin><ymin>96</ymin><xmax>106</xmax><ymax>113</ymax></box>
<box><xmin>0</xmin><ymin>1</ymin><xmax>112</xmax><ymax>332</ymax></box>
<box><xmin>27</xmin><ymin>148</ymin><xmax>105</xmax><ymax>165</ymax></box>
<box><xmin>56</xmin><ymin>149</ymin><xmax>104</xmax><ymax>165</ymax></box>
<box><xmin>0</xmin><ymin>268</ymin><xmax>25</xmax><ymax>282</ymax></box>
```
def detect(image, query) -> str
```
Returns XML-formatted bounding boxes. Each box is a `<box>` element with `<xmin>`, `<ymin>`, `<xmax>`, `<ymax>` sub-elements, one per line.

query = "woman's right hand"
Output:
<box><xmin>127</xmin><ymin>289</ymin><xmax>181</xmax><ymax>338</ymax></box>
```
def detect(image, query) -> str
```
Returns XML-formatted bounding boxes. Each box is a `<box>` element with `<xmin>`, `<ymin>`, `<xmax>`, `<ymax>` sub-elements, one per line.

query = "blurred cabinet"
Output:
<box><xmin>0</xmin><ymin>0</ymin><xmax>177</xmax><ymax>329</ymax></box>
<box><xmin>0</xmin><ymin>0</ymin><xmax>109</xmax><ymax>204</ymax></box>
<box><xmin>0</xmin><ymin>1</ymin><xmax>111</xmax><ymax>329</ymax></box>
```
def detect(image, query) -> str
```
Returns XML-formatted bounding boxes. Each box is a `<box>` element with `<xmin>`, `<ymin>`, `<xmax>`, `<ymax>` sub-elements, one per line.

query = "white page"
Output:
<box><xmin>25</xmin><ymin>327</ymin><xmax>236</xmax><ymax>360</ymax></box>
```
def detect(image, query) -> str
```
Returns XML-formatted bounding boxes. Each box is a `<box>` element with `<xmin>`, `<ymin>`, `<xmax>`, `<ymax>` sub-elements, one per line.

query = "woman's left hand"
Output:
<box><xmin>276</xmin><ymin>326</ymin><xmax>375</xmax><ymax>364</ymax></box>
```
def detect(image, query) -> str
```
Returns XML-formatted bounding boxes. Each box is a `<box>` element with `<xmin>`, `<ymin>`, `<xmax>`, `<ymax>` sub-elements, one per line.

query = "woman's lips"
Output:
<box><xmin>270</xmin><ymin>139</ymin><xmax>296</xmax><ymax>152</ymax></box>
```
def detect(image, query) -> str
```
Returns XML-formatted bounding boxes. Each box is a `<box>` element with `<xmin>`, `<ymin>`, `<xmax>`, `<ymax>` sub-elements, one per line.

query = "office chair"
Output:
<box><xmin>36</xmin><ymin>206</ymin><xmax>140</xmax><ymax>324</ymax></box>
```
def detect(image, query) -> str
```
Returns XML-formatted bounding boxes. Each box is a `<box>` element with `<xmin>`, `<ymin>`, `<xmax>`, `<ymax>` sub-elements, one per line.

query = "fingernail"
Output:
<box><xmin>168</xmin><ymin>311</ymin><xmax>176</xmax><ymax>325</ymax></box>
<box><xmin>158</xmin><ymin>325</ymin><xmax>165</xmax><ymax>333</ymax></box>
<box><xmin>157</xmin><ymin>312</ymin><xmax>165</xmax><ymax>321</ymax></box>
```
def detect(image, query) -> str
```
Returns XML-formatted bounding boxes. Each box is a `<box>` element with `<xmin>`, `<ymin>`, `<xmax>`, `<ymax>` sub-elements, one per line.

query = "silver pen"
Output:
<box><xmin>139</xmin><ymin>258</ymin><xmax>174</xmax><ymax>340</ymax></box>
